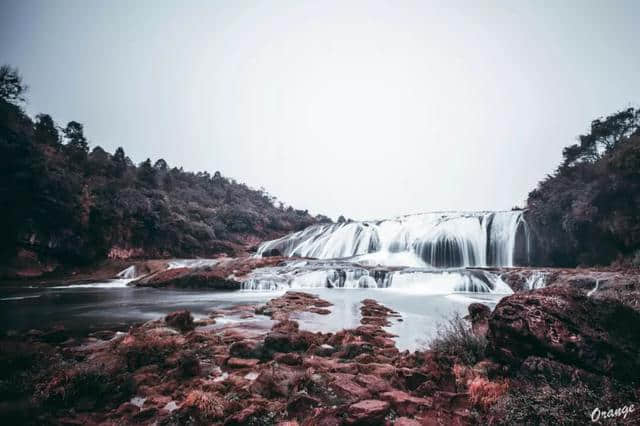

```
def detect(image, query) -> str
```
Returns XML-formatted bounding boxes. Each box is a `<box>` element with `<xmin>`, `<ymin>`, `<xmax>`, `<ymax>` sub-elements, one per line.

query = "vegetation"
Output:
<box><xmin>527</xmin><ymin>107</ymin><xmax>640</xmax><ymax>266</ymax></box>
<box><xmin>428</xmin><ymin>314</ymin><xmax>487</xmax><ymax>365</ymax></box>
<box><xmin>0</xmin><ymin>66</ymin><xmax>329</xmax><ymax>271</ymax></box>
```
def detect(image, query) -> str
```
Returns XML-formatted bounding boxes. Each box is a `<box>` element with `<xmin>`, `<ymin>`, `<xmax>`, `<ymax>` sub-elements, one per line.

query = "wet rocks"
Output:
<box><xmin>256</xmin><ymin>291</ymin><xmax>333</xmax><ymax>320</ymax></box>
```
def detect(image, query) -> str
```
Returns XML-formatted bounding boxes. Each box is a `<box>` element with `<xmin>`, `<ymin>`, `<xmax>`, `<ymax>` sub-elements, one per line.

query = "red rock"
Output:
<box><xmin>488</xmin><ymin>286</ymin><xmax>640</xmax><ymax>381</ymax></box>
<box><xmin>330</xmin><ymin>375</ymin><xmax>371</xmax><ymax>402</ymax></box>
<box><xmin>225</xmin><ymin>403</ymin><xmax>265</xmax><ymax>425</ymax></box>
<box><xmin>301</xmin><ymin>407</ymin><xmax>342</xmax><ymax>426</ymax></box>
<box><xmin>354</xmin><ymin>374</ymin><xmax>391</xmax><ymax>393</ymax></box>
<box><xmin>164</xmin><ymin>310</ymin><xmax>194</xmax><ymax>332</ymax></box>
<box><xmin>116</xmin><ymin>402</ymin><xmax>139</xmax><ymax>415</ymax></box>
<box><xmin>250</xmin><ymin>364</ymin><xmax>303</xmax><ymax>397</ymax></box>
<box><xmin>287</xmin><ymin>393</ymin><xmax>321</xmax><ymax>418</ymax></box>
<box><xmin>380</xmin><ymin>390</ymin><xmax>433</xmax><ymax>416</ymax></box>
<box><xmin>357</xmin><ymin>362</ymin><xmax>397</xmax><ymax>379</ymax></box>
<box><xmin>393</xmin><ymin>417</ymin><xmax>422</xmax><ymax>426</ymax></box>
<box><xmin>226</xmin><ymin>357</ymin><xmax>260</xmax><ymax>369</ymax></box>
<box><xmin>347</xmin><ymin>399</ymin><xmax>390</xmax><ymax>424</ymax></box>
<box><xmin>229</xmin><ymin>340</ymin><xmax>263</xmax><ymax>359</ymax></box>
<box><xmin>275</xmin><ymin>352</ymin><xmax>303</xmax><ymax>365</ymax></box>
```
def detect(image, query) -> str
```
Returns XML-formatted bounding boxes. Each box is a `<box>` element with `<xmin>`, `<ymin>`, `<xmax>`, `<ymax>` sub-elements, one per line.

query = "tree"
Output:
<box><xmin>0</xmin><ymin>65</ymin><xmax>27</xmax><ymax>104</ymax></box>
<box><xmin>63</xmin><ymin>121</ymin><xmax>89</xmax><ymax>153</ymax></box>
<box><xmin>34</xmin><ymin>114</ymin><xmax>60</xmax><ymax>146</ymax></box>
<box><xmin>154</xmin><ymin>158</ymin><xmax>168</xmax><ymax>171</ymax></box>
<box><xmin>563</xmin><ymin>108</ymin><xmax>640</xmax><ymax>168</ymax></box>
<box><xmin>137</xmin><ymin>158</ymin><xmax>156</xmax><ymax>187</ymax></box>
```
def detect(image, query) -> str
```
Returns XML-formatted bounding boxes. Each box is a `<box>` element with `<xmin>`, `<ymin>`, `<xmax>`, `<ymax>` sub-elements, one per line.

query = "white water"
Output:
<box><xmin>241</xmin><ymin>259</ymin><xmax>512</xmax><ymax>296</ymax></box>
<box><xmin>167</xmin><ymin>259</ymin><xmax>220</xmax><ymax>269</ymax></box>
<box><xmin>525</xmin><ymin>271</ymin><xmax>547</xmax><ymax>290</ymax></box>
<box><xmin>117</xmin><ymin>265</ymin><xmax>137</xmax><ymax>279</ymax></box>
<box><xmin>257</xmin><ymin>211</ymin><xmax>528</xmax><ymax>268</ymax></box>
<box><xmin>587</xmin><ymin>279</ymin><xmax>600</xmax><ymax>297</ymax></box>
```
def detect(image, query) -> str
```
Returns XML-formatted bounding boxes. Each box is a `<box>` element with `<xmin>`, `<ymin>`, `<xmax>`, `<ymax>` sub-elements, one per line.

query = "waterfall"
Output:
<box><xmin>258</xmin><ymin>211</ymin><xmax>529</xmax><ymax>268</ymax></box>
<box><xmin>241</xmin><ymin>259</ymin><xmax>512</xmax><ymax>295</ymax></box>
<box><xmin>117</xmin><ymin>265</ymin><xmax>137</xmax><ymax>279</ymax></box>
<box><xmin>524</xmin><ymin>271</ymin><xmax>547</xmax><ymax>290</ymax></box>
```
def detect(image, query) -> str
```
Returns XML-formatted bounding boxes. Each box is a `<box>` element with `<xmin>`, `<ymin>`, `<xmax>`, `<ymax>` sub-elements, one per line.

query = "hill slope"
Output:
<box><xmin>0</xmin><ymin>68</ymin><xmax>329</xmax><ymax>276</ymax></box>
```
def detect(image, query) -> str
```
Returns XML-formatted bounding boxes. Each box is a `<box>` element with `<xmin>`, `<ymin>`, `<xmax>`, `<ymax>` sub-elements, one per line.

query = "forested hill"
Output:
<box><xmin>0</xmin><ymin>66</ymin><xmax>329</xmax><ymax>276</ymax></box>
<box><xmin>526</xmin><ymin>107</ymin><xmax>640</xmax><ymax>267</ymax></box>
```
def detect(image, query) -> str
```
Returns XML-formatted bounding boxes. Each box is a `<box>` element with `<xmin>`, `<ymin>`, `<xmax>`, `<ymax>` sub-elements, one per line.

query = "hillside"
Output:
<box><xmin>526</xmin><ymin>107</ymin><xmax>640</xmax><ymax>266</ymax></box>
<box><xmin>0</xmin><ymin>66</ymin><xmax>329</xmax><ymax>277</ymax></box>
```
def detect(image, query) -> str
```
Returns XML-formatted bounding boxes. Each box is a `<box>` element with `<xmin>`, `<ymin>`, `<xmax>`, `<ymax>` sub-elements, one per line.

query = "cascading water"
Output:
<box><xmin>241</xmin><ymin>259</ymin><xmax>513</xmax><ymax>296</ymax></box>
<box><xmin>257</xmin><ymin>211</ymin><xmax>529</xmax><ymax>268</ymax></box>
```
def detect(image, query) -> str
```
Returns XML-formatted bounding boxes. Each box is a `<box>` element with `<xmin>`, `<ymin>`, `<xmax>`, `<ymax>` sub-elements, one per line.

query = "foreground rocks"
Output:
<box><xmin>489</xmin><ymin>286</ymin><xmax>640</xmax><ymax>381</ymax></box>
<box><xmin>1</xmin><ymin>286</ymin><xmax>639</xmax><ymax>425</ymax></box>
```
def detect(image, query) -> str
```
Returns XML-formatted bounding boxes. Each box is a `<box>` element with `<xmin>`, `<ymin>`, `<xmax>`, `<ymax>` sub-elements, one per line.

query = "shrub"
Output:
<box><xmin>468</xmin><ymin>377</ymin><xmax>509</xmax><ymax>410</ymax></box>
<box><xmin>117</xmin><ymin>332</ymin><xmax>180</xmax><ymax>371</ymax></box>
<box><xmin>37</xmin><ymin>364</ymin><xmax>132</xmax><ymax>409</ymax></box>
<box><xmin>488</xmin><ymin>382</ymin><xmax>598</xmax><ymax>425</ymax></box>
<box><xmin>428</xmin><ymin>313</ymin><xmax>487</xmax><ymax>365</ymax></box>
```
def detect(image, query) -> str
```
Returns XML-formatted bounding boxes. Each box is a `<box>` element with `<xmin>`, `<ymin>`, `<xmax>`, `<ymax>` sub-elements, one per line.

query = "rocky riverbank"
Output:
<box><xmin>1</xmin><ymin>280</ymin><xmax>639</xmax><ymax>425</ymax></box>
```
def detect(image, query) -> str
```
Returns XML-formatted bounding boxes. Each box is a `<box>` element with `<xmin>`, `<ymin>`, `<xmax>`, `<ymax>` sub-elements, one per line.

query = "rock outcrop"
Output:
<box><xmin>488</xmin><ymin>285</ymin><xmax>640</xmax><ymax>381</ymax></box>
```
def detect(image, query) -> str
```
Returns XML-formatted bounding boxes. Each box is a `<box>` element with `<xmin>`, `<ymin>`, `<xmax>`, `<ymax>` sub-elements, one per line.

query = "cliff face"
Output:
<box><xmin>0</xmin><ymin>99</ymin><xmax>329</xmax><ymax>277</ymax></box>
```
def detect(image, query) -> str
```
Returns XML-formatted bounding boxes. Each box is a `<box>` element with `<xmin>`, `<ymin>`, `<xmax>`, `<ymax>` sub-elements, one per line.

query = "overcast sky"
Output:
<box><xmin>2</xmin><ymin>1</ymin><xmax>639</xmax><ymax>220</ymax></box>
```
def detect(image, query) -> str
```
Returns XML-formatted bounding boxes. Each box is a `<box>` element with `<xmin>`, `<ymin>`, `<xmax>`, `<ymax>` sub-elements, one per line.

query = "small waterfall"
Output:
<box><xmin>525</xmin><ymin>271</ymin><xmax>547</xmax><ymax>290</ymax></box>
<box><xmin>258</xmin><ymin>211</ymin><xmax>529</xmax><ymax>268</ymax></box>
<box><xmin>587</xmin><ymin>279</ymin><xmax>600</xmax><ymax>297</ymax></box>
<box><xmin>117</xmin><ymin>265</ymin><xmax>137</xmax><ymax>279</ymax></box>
<box><xmin>167</xmin><ymin>259</ymin><xmax>220</xmax><ymax>269</ymax></box>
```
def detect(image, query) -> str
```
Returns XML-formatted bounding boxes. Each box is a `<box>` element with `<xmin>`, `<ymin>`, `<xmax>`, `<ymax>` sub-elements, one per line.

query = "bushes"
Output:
<box><xmin>118</xmin><ymin>331</ymin><xmax>181</xmax><ymax>371</ymax></box>
<box><xmin>428</xmin><ymin>313</ymin><xmax>487</xmax><ymax>366</ymax></box>
<box><xmin>37</xmin><ymin>364</ymin><xmax>132</xmax><ymax>410</ymax></box>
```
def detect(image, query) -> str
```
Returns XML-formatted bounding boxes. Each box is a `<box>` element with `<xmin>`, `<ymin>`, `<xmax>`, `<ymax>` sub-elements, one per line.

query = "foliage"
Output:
<box><xmin>0</xmin><ymin>65</ymin><xmax>27</xmax><ymax>104</ymax></box>
<box><xmin>428</xmin><ymin>313</ymin><xmax>487</xmax><ymax>366</ymax></box>
<box><xmin>0</xmin><ymin>65</ymin><xmax>329</xmax><ymax>267</ymax></box>
<box><xmin>527</xmin><ymin>107</ymin><xmax>640</xmax><ymax>266</ymax></box>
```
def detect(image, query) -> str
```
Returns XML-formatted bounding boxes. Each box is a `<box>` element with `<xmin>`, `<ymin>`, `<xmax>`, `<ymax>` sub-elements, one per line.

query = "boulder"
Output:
<box><xmin>488</xmin><ymin>286</ymin><xmax>640</xmax><ymax>381</ymax></box>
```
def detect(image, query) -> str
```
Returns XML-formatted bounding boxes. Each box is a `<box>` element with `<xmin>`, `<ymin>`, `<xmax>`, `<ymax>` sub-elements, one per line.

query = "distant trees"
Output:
<box><xmin>0</xmin><ymin>65</ymin><xmax>27</xmax><ymax>104</ymax></box>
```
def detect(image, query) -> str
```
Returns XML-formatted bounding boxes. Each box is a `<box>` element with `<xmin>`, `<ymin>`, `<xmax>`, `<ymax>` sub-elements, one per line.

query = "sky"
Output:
<box><xmin>1</xmin><ymin>1</ymin><xmax>639</xmax><ymax>220</ymax></box>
